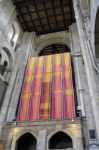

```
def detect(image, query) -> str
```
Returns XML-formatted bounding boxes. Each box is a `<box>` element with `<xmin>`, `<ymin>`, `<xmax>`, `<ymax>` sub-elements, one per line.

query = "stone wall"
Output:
<box><xmin>3</xmin><ymin>119</ymin><xmax>84</xmax><ymax>150</ymax></box>
<box><xmin>0</xmin><ymin>0</ymin><xmax>99</xmax><ymax>149</ymax></box>
<box><xmin>0</xmin><ymin>79</ymin><xmax>7</xmax><ymax>109</ymax></box>
<box><xmin>0</xmin><ymin>0</ymin><xmax>24</xmax><ymax>133</ymax></box>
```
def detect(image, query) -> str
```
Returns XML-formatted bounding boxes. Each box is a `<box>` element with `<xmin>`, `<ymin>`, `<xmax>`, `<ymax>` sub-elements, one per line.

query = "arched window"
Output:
<box><xmin>49</xmin><ymin>131</ymin><xmax>73</xmax><ymax>149</ymax></box>
<box><xmin>39</xmin><ymin>44</ymin><xmax>70</xmax><ymax>56</ymax></box>
<box><xmin>16</xmin><ymin>133</ymin><xmax>37</xmax><ymax>150</ymax></box>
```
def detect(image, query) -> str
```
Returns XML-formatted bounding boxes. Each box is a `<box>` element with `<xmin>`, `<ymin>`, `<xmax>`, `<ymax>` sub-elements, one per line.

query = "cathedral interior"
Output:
<box><xmin>0</xmin><ymin>0</ymin><xmax>99</xmax><ymax>150</ymax></box>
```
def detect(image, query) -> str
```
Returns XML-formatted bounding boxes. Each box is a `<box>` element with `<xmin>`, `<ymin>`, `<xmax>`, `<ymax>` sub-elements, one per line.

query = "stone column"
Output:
<box><xmin>73</xmin><ymin>0</ymin><xmax>99</xmax><ymax>140</ymax></box>
<box><xmin>70</xmin><ymin>24</ymin><xmax>85</xmax><ymax>117</ymax></box>
<box><xmin>36</xmin><ymin>130</ymin><xmax>47</xmax><ymax>150</ymax></box>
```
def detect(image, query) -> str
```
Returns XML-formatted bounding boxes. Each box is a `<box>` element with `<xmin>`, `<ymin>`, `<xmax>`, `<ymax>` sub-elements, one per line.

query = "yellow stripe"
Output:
<box><xmin>28</xmin><ymin>58</ymin><xmax>35</xmax><ymax>69</ymax></box>
<box><xmin>40</xmin><ymin>103</ymin><xmax>49</xmax><ymax>109</ymax></box>
<box><xmin>21</xmin><ymin>93</ymin><xmax>30</xmax><ymax>100</ymax></box>
<box><xmin>46</xmin><ymin>55</ymin><xmax>52</xmax><ymax>64</ymax></box>
<box><xmin>64</xmin><ymin>89</ymin><xmax>74</xmax><ymax>95</ymax></box>
<box><xmin>63</xmin><ymin>71</ymin><xmax>71</xmax><ymax>78</ymax></box>
<box><xmin>38</xmin><ymin>56</ymin><xmax>43</xmax><ymax>67</ymax></box>
<box><xmin>63</xmin><ymin>53</ymin><xmax>70</xmax><ymax>65</ymax></box>
<box><xmin>45</xmin><ymin>55</ymin><xmax>52</xmax><ymax>72</ymax></box>
<box><xmin>55</xmin><ymin>54</ymin><xmax>61</xmax><ymax>65</ymax></box>
<box><xmin>43</xmin><ymin>73</ymin><xmax>51</xmax><ymax>82</ymax></box>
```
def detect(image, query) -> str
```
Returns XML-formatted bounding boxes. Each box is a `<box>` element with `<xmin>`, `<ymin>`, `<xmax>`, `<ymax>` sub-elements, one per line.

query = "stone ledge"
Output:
<box><xmin>6</xmin><ymin>117</ymin><xmax>85</xmax><ymax>128</ymax></box>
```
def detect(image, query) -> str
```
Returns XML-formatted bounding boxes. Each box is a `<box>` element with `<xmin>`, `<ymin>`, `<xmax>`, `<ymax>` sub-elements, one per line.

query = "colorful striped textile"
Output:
<box><xmin>17</xmin><ymin>52</ymin><xmax>76</xmax><ymax>121</ymax></box>
<box><xmin>39</xmin><ymin>82</ymin><xmax>50</xmax><ymax>120</ymax></box>
<box><xmin>29</xmin><ymin>93</ymin><xmax>40</xmax><ymax>120</ymax></box>
<box><xmin>51</xmin><ymin>91</ymin><xmax>63</xmax><ymax>119</ymax></box>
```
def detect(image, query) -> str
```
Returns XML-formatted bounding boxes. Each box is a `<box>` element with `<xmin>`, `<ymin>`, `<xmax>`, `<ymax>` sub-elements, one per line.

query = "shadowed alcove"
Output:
<box><xmin>49</xmin><ymin>131</ymin><xmax>73</xmax><ymax>149</ymax></box>
<box><xmin>16</xmin><ymin>132</ymin><xmax>37</xmax><ymax>150</ymax></box>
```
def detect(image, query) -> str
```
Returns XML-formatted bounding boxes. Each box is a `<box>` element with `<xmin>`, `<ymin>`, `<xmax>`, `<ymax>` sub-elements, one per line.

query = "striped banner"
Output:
<box><xmin>51</xmin><ymin>91</ymin><xmax>63</xmax><ymax>119</ymax></box>
<box><xmin>29</xmin><ymin>93</ymin><xmax>40</xmax><ymax>120</ymax></box>
<box><xmin>17</xmin><ymin>52</ymin><xmax>76</xmax><ymax>121</ymax></box>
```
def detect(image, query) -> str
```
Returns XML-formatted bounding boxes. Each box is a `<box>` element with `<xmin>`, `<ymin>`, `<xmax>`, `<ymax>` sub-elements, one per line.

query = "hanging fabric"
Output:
<box><xmin>17</xmin><ymin>52</ymin><xmax>75</xmax><ymax>121</ymax></box>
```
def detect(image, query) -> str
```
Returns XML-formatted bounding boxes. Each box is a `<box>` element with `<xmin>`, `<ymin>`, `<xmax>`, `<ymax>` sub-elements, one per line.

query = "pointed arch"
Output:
<box><xmin>49</xmin><ymin>131</ymin><xmax>73</xmax><ymax>149</ymax></box>
<box><xmin>16</xmin><ymin>132</ymin><xmax>37</xmax><ymax>150</ymax></box>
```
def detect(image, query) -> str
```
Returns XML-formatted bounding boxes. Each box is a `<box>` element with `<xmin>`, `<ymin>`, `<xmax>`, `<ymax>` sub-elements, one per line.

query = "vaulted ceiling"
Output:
<box><xmin>13</xmin><ymin>0</ymin><xmax>75</xmax><ymax>35</ymax></box>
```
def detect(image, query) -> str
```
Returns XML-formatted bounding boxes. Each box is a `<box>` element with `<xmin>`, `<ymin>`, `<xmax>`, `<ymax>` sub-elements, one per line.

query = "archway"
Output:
<box><xmin>16</xmin><ymin>132</ymin><xmax>37</xmax><ymax>150</ymax></box>
<box><xmin>39</xmin><ymin>44</ymin><xmax>70</xmax><ymax>56</ymax></box>
<box><xmin>95</xmin><ymin>7</ymin><xmax>99</xmax><ymax>59</ymax></box>
<box><xmin>49</xmin><ymin>131</ymin><xmax>73</xmax><ymax>149</ymax></box>
<box><xmin>36</xmin><ymin>32</ymin><xmax>70</xmax><ymax>56</ymax></box>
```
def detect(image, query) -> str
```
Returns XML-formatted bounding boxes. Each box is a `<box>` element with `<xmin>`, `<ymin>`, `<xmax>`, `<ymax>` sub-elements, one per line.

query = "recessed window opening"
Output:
<box><xmin>1</xmin><ymin>61</ymin><xmax>8</xmax><ymax>75</ymax></box>
<box><xmin>89</xmin><ymin>130</ymin><xmax>96</xmax><ymax>140</ymax></box>
<box><xmin>39</xmin><ymin>44</ymin><xmax>70</xmax><ymax>56</ymax></box>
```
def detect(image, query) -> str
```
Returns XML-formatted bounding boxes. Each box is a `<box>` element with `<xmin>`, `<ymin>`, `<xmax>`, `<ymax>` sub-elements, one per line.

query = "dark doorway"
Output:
<box><xmin>16</xmin><ymin>133</ymin><xmax>37</xmax><ymax>150</ymax></box>
<box><xmin>49</xmin><ymin>131</ymin><xmax>73</xmax><ymax>149</ymax></box>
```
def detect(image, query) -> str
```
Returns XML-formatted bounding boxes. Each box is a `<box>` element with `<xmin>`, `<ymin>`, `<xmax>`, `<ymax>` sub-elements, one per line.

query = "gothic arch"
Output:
<box><xmin>48</xmin><ymin>131</ymin><xmax>73</xmax><ymax>149</ymax></box>
<box><xmin>16</xmin><ymin>132</ymin><xmax>37</xmax><ymax>150</ymax></box>
<box><xmin>95</xmin><ymin>7</ymin><xmax>99</xmax><ymax>58</ymax></box>
<box><xmin>15</xmin><ymin>129</ymin><xmax>37</xmax><ymax>141</ymax></box>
